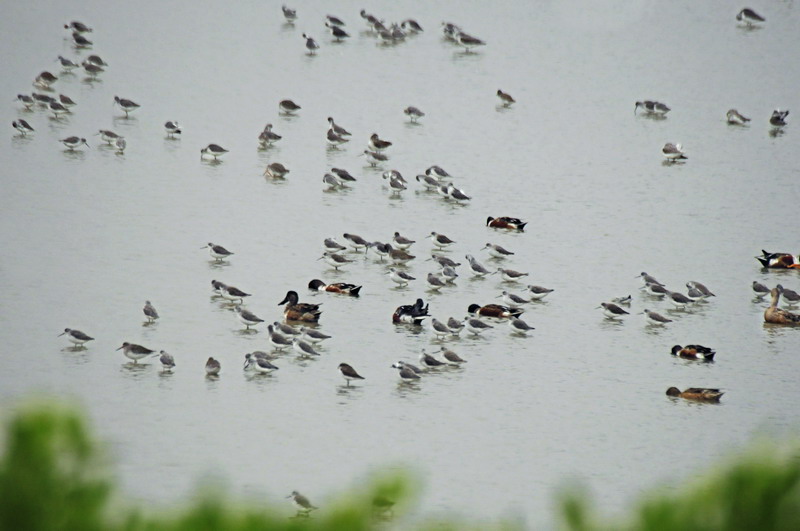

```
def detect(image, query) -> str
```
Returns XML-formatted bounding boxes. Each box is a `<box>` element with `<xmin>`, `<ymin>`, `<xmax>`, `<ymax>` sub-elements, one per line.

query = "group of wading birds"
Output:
<box><xmin>22</xmin><ymin>5</ymin><xmax>797</xmax><ymax>518</ymax></box>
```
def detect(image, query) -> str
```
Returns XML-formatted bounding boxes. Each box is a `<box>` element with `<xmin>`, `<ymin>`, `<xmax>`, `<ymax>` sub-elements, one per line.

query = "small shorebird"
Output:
<box><xmin>508</xmin><ymin>317</ymin><xmax>535</xmax><ymax>334</ymax></box>
<box><xmin>12</xmin><ymin>119</ymin><xmax>34</xmax><ymax>136</ymax></box>
<box><xmin>288</xmin><ymin>491</ymin><xmax>317</xmax><ymax>516</ymax></box>
<box><xmin>200</xmin><ymin>143</ymin><xmax>228</xmax><ymax>160</ymax></box>
<box><xmin>165</xmin><ymin>121</ymin><xmax>181</xmax><ymax>137</ymax></box>
<box><xmin>279</xmin><ymin>99</ymin><xmax>301</xmax><ymax>114</ymax></box>
<box><xmin>205</xmin><ymin>357</ymin><xmax>221</xmax><ymax>376</ymax></box>
<box><xmin>361</xmin><ymin>149</ymin><xmax>388</xmax><ymax>166</ymax></box>
<box><xmin>264</xmin><ymin>162</ymin><xmax>290</xmax><ymax>179</ymax></box>
<box><xmin>392</xmin><ymin>362</ymin><xmax>421</xmax><ymax>382</ymax></box>
<box><xmin>429</xmin><ymin>232</ymin><xmax>455</xmax><ymax>249</ymax></box>
<box><xmin>388</xmin><ymin>267</ymin><xmax>415</xmax><ymax>287</ymax></box>
<box><xmin>56</xmin><ymin>56</ymin><xmax>79</xmax><ymax>71</ymax></box>
<box><xmin>60</xmin><ymin>136</ymin><xmax>89</xmax><ymax>150</ymax></box>
<box><xmin>338</xmin><ymin>363</ymin><xmax>365</xmax><ymax>386</ymax></box>
<box><xmin>465</xmin><ymin>254</ymin><xmax>492</xmax><ymax>277</ymax></box>
<box><xmin>65</xmin><ymin>21</ymin><xmax>92</xmax><ymax>33</ymax></box>
<box><xmin>752</xmin><ymin>281</ymin><xmax>770</xmax><ymax>299</ymax></box>
<box><xmin>318</xmin><ymin>251</ymin><xmax>354</xmax><ymax>270</ymax></box>
<box><xmin>368</xmin><ymin>133</ymin><xmax>393</xmax><ymax>151</ymax></box>
<box><xmin>662</xmin><ymin>143</ymin><xmax>687</xmax><ymax>162</ymax></box>
<box><xmin>598</xmin><ymin>302</ymin><xmax>629</xmax><ymax>319</ymax></box>
<box><xmin>143</xmin><ymin>300</ymin><xmax>159</xmax><ymax>323</ymax></box>
<box><xmin>404</xmin><ymin>106</ymin><xmax>425</xmax><ymax>122</ymax></box>
<box><xmin>770</xmin><ymin>109</ymin><xmax>789</xmax><ymax>128</ymax></box>
<box><xmin>527</xmin><ymin>285</ymin><xmax>554</xmax><ymax>300</ymax></box>
<box><xmin>203</xmin><ymin>242</ymin><xmax>234</xmax><ymax>261</ymax></box>
<box><xmin>736</xmin><ymin>8</ymin><xmax>765</xmax><ymax>26</ymax></box>
<box><xmin>159</xmin><ymin>350</ymin><xmax>176</xmax><ymax>371</ymax></box>
<box><xmin>281</xmin><ymin>5</ymin><xmax>297</xmax><ymax>23</ymax></box>
<box><xmin>497</xmin><ymin>89</ymin><xmax>515</xmax><ymax>106</ymax></box>
<box><xmin>116</xmin><ymin>342</ymin><xmax>156</xmax><ymax>364</ymax></box>
<box><xmin>114</xmin><ymin>96</ymin><xmax>140</xmax><ymax>117</ymax></box>
<box><xmin>726</xmin><ymin>109</ymin><xmax>750</xmax><ymax>125</ymax></box>
<box><xmin>235</xmin><ymin>305</ymin><xmax>264</xmax><ymax>329</ymax></box>
<box><xmin>327</xmin><ymin>118</ymin><xmax>351</xmax><ymax>137</ymax></box>
<box><xmin>292</xmin><ymin>337</ymin><xmax>321</xmax><ymax>358</ymax></box>
<box><xmin>58</xmin><ymin>328</ymin><xmax>94</xmax><ymax>347</ymax></box>
<box><xmin>642</xmin><ymin>309</ymin><xmax>672</xmax><ymax>325</ymax></box>
<box><xmin>302</xmin><ymin>33</ymin><xmax>319</xmax><ymax>54</ymax></box>
<box><xmin>244</xmin><ymin>354</ymin><xmax>278</xmax><ymax>374</ymax></box>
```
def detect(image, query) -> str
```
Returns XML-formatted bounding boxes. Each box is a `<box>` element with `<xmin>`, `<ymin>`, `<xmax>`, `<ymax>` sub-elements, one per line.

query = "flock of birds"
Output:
<box><xmin>12</xmin><ymin>4</ymin><xmax>799</xmax><ymax>517</ymax></box>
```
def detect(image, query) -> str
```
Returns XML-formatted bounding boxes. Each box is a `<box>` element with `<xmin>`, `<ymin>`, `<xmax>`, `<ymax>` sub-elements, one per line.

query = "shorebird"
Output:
<box><xmin>302</xmin><ymin>33</ymin><xmax>319</xmax><ymax>54</ymax></box>
<box><xmin>598</xmin><ymin>302</ymin><xmax>629</xmax><ymax>319</ymax></box>
<box><xmin>465</xmin><ymin>254</ymin><xmax>492</xmax><ymax>277</ymax></box>
<box><xmin>58</xmin><ymin>328</ymin><xmax>94</xmax><ymax>347</ymax></box>
<box><xmin>752</xmin><ymin>281</ymin><xmax>770</xmax><ymax>299</ymax></box>
<box><xmin>281</xmin><ymin>5</ymin><xmax>297</xmax><ymax>23</ymax></box>
<box><xmin>65</xmin><ymin>21</ymin><xmax>92</xmax><ymax>33</ymax></box>
<box><xmin>318</xmin><ymin>251</ymin><xmax>354</xmax><ymax>270</ymax></box>
<box><xmin>662</xmin><ymin>143</ymin><xmax>687</xmax><ymax>162</ymax></box>
<box><xmin>292</xmin><ymin>337</ymin><xmax>321</xmax><ymax>358</ymax></box>
<box><xmin>736</xmin><ymin>8</ymin><xmax>765</xmax><ymax>26</ymax></box>
<box><xmin>143</xmin><ymin>300</ymin><xmax>159</xmax><ymax>323</ymax></box>
<box><xmin>404</xmin><ymin>106</ymin><xmax>425</xmax><ymax>122</ymax></box>
<box><xmin>440</xmin><ymin>347</ymin><xmax>466</xmax><ymax>364</ymax></box>
<box><xmin>726</xmin><ymin>109</ymin><xmax>750</xmax><ymax>125</ymax></box>
<box><xmin>770</xmin><ymin>109</ymin><xmax>789</xmax><ymax>128</ymax></box>
<box><xmin>326</xmin><ymin>22</ymin><xmax>350</xmax><ymax>41</ymax></box>
<box><xmin>165</xmin><ymin>121</ymin><xmax>181</xmax><ymax>137</ymax></box>
<box><xmin>235</xmin><ymin>306</ymin><xmax>264</xmax><ymax>329</ymax></box>
<box><xmin>114</xmin><ymin>96</ymin><xmax>140</xmax><ymax>117</ymax></box>
<box><xmin>116</xmin><ymin>342</ymin><xmax>156</xmax><ymax>364</ymax></box>
<box><xmin>264</xmin><ymin>162</ymin><xmax>290</xmax><ymax>179</ymax></box>
<box><xmin>288</xmin><ymin>491</ymin><xmax>317</xmax><ymax>516</ymax></box>
<box><xmin>327</xmin><ymin>118</ymin><xmax>351</xmax><ymax>137</ymax></box>
<box><xmin>527</xmin><ymin>285</ymin><xmax>554</xmax><ymax>300</ymax></box>
<box><xmin>361</xmin><ymin>149</ymin><xmax>388</xmax><ymax>166</ymax></box>
<box><xmin>392</xmin><ymin>362</ymin><xmax>421</xmax><ymax>382</ymax></box>
<box><xmin>205</xmin><ymin>357</ymin><xmax>221</xmax><ymax>376</ymax></box>
<box><xmin>388</xmin><ymin>268</ymin><xmax>415</xmax><ymax>287</ymax></box>
<box><xmin>245</xmin><ymin>354</ymin><xmax>279</xmax><ymax>374</ymax></box>
<box><xmin>279</xmin><ymin>99</ymin><xmax>301</xmax><ymax>114</ymax></box>
<box><xmin>497</xmin><ymin>89</ymin><xmax>515</xmax><ymax>106</ymax></box>
<box><xmin>159</xmin><ymin>350</ymin><xmax>176</xmax><ymax>371</ymax></box>
<box><xmin>642</xmin><ymin>309</ymin><xmax>672</xmax><ymax>325</ymax></box>
<box><xmin>203</xmin><ymin>242</ymin><xmax>233</xmax><ymax>261</ymax></box>
<box><xmin>429</xmin><ymin>232</ymin><xmax>455</xmax><ymax>249</ymax></box>
<box><xmin>338</xmin><ymin>363</ymin><xmax>365</xmax><ymax>386</ymax></box>
<box><xmin>508</xmin><ymin>317</ymin><xmax>535</xmax><ymax>334</ymax></box>
<box><xmin>60</xmin><ymin>136</ymin><xmax>89</xmax><ymax>150</ymax></box>
<box><xmin>12</xmin><ymin>119</ymin><xmax>34</xmax><ymax>136</ymax></box>
<box><xmin>200</xmin><ymin>143</ymin><xmax>228</xmax><ymax>160</ymax></box>
<box><xmin>368</xmin><ymin>133</ymin><xmax>393</xmax><ymax>151</ymax></box>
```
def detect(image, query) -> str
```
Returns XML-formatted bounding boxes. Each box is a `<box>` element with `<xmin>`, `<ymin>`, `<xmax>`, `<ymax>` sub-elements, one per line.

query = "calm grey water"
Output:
<box><xmin>2</xmin><ymin>0</ymin><xmax>799</xmax><ymax>527</ymax></box>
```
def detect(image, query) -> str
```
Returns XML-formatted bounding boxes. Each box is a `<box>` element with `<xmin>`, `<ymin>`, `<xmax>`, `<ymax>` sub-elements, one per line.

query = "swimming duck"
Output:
<box><xmin>392</xmin><ymin>298</ymin><xmax>429</xmax><ymax>324</ymax></box>
<box><xmin>308</xmin><ymin>279</ymin><xmax>362</xmax><ymax>297</ymax></box>
<box><xmin>278</xmin><ymin>290</ymin><xmax>322</xmax><ymax>322</ymax></box>
<box><xmin>666</xmin><ymin>387</ymin><xmax>723</xmax><ymax>402</ymax></box>
<box><xmin>756</xmin><ymin>250</ymin><xmax>800</xmax><ymax>269</ymax></box>
<box><xmin>764</xmin><ymin>287</ymin><xmax>800</xmax><ymax>325</ymax></box>
<box><xmin>486</xmin><ymin>216</ymin><xmax>527</xmax><ymax>231</ymax></box>
<box><xmin>467</xmin><ymin>303</ymin><xmax>523</xmax><ymax>319</ymax></box>
<box><xmin>670</xmin><ymin>345</ymin><xmax>716</xmax><ymax>361</ymax></box>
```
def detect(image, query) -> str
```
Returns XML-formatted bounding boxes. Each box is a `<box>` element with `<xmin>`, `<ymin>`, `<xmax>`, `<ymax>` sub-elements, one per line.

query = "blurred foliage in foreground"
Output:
<box><xmin>1</xmin><ymin>403</ymin><xmax>799</xmax><ymax>530</ymax></box>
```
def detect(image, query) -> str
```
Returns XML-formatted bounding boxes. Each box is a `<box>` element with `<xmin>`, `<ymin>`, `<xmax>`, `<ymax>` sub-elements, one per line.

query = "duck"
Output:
<box><xmin>467</xmin><ymin>303</ymin><xmax>523</xmax><ymax>319</ymax></box>
<box><xmin>392</xmin><ymin>298</ymin><xmax>428</xmax><ymax>325</ymax></box>
<box><xmin>666</xmin><ymin>387</ymin><xmax>723</xmax><ymax>402</ymax></box>
<box><xmin>670</xmin><ymin>345</ymin><xmax>716</xmax><ymax>361</ymax></box>
<box><xmin>764</xmin><ymin>287</ymin><xmax>800</xmax><ymax>325</ymax></box>
<box><xmin>756</xmin><ymin>250</ymin><xmax>800</xmax><ymax>269</ymax></box>
<box><xmin>486</xmin><ymin>216</ymin><xmax>527</xmax><ymax>231</ymax></box>
<box><xmin>278</xmin><ymin>290</ymin><xmax>322</xmax><ymax>322</ymax></box>
<box><xmin>308</xmin><ymin>279</ymin><xmax>361</xmax><ymax>297</ymax></box>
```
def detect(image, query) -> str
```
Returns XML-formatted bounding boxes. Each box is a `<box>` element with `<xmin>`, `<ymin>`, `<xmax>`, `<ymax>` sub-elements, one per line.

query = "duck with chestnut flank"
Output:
<box><xmin>308</xmin><ymin>279</ymin><xmax>361</xmax><ymax>296</ymax></box>
<box><xmin>468</xmin><ymin>303</ymin><xmax>523</xmax><ymax>319</ymax></box>
<box><xmin>486</xmin><ymin>216</ymin><xmax>527</xmax><ymax>231</ymax></box>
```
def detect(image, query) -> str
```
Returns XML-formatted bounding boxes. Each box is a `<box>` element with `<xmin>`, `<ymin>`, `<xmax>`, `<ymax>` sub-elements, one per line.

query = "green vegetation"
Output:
<box><xmin>1</xmin><ymin>402</ymin><xmax>799</xmax><ymax>530</ymax></box>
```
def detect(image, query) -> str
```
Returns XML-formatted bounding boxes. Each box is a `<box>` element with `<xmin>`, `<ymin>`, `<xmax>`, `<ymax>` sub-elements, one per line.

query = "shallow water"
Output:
<box><xmin>2</xmin><ymin>0</ymin><xmax>799</xmax><ymax>527</ymax></box>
